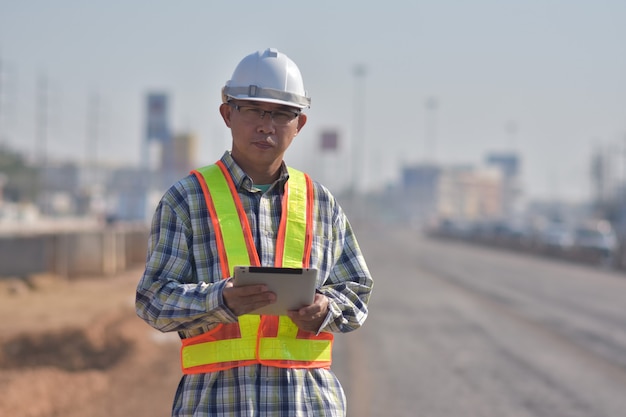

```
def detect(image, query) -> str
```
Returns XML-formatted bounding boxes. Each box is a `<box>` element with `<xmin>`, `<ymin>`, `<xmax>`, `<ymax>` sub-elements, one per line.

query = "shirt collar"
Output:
<box><xmin>219</xmin><ymin>151</ymin><xmax>290</xmax><ymax>191</ymax></box>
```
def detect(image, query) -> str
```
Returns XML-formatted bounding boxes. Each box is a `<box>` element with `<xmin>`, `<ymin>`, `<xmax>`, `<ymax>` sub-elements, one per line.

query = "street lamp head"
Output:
<box><xmin>353</xmin><ymin>64</ymin><xmax>367</xmax><ymax>77</ymax></box>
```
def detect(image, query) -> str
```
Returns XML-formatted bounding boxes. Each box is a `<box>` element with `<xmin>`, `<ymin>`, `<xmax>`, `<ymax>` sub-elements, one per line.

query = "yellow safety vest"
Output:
<box><xmin>180</xmin><ymin>161</ymin><xmax>333</xmax><ymax>374</ymax></box>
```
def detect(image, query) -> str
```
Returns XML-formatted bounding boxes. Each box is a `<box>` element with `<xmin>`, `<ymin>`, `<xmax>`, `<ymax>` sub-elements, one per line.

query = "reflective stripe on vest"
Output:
<box><xmin>181</xmin><ymin>161</ymin><xmax>333</xmax><ymax>373</ymax></box>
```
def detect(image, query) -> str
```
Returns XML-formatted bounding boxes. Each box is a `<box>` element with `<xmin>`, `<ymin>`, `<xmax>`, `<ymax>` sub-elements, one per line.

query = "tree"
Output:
<box><xmin>0</xmin><ymin>145</ymin><xmax>40</xmax><ymax>203</ymax></box>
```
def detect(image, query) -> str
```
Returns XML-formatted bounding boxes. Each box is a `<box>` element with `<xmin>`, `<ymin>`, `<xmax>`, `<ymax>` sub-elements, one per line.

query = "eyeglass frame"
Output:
<box><xmin>228</xmin><ymin>101</ymin><xmax>301</xmax><ymax>126</ymax></box>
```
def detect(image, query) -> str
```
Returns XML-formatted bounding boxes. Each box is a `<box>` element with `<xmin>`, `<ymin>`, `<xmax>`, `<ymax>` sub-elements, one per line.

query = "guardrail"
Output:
<box><xmin>0</xmin><ymin>223</ymin><xmax>149</xmax><ymax>279</ymax></box>
<box><xmin>426</xmin><ymin>228</ymin><xmax>625</xmax><ymax>271</ymax></box>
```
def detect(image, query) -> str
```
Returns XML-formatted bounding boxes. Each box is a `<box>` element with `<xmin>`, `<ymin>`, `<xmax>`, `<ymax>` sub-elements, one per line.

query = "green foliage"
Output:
<box><xmin>0</xmin><ymin>146</ymin><xmax>40</xmax><ymax>202</ymax></box>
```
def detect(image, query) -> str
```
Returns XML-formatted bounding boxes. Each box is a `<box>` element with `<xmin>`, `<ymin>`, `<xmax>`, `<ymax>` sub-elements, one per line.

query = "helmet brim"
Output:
<box><xmin>222</xmin><ymin>85</ymin><xmax>310</xmax><ymax>109</ymax></box>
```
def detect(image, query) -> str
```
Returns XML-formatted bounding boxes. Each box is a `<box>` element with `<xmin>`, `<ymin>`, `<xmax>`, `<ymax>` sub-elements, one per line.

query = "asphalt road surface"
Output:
<box><xmin>333</xmin><ymin>220</ymin><xmax>626</xmax><ymax>417</ymax></box>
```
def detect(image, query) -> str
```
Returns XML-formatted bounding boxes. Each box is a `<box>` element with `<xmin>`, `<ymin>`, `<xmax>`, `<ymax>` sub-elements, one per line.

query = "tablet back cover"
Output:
<box><xmin>233</xmin><ymin>266</ymin><xmax>318</xmax><ymax>316</ymax></box>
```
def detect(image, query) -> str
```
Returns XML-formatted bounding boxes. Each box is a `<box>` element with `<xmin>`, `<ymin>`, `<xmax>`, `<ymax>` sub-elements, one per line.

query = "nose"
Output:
<box><xmin>257</xmin><ymin>112</ymin><xmax>276</xmax><ymax>133</ymax></box>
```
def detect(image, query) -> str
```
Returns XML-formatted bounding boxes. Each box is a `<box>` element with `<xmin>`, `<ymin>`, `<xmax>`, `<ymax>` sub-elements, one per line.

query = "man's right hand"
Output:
<box><xmin>222</xmin><ymin>281</ymin><xmax>277</xmax><ymax>316</ymax></box>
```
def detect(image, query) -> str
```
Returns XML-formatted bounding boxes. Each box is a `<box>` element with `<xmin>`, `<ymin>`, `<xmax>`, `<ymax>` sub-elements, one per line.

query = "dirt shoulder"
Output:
<box><xmin>0</xmin><ymin>269</ymin><xmax>181</xmax><ymax>417</ymax></box>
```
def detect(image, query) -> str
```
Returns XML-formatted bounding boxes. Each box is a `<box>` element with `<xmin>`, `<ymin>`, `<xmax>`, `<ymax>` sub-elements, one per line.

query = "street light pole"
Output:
<box><xmin>424</xmin><ymin>96</ymin><xmax>438</xmax><ymax>162</ymax></box>
<box><xmin>506</xmin><ymin>120</ymin><xmax>517</xmax><ymax>148</ymax></box>
<box><xmin>36</xmin><ymin>74</ymin><xmax>48</xmax><ymax>167</ymax></box>
<box><xmin>0</xmin><ymin>54</ymin><xmax>4</xmax><ymax>147</ymax></box>
<box><xmin>351</xmin><ymin>64</ymin><xmax>367</xmax><ymax>197</ymax></box>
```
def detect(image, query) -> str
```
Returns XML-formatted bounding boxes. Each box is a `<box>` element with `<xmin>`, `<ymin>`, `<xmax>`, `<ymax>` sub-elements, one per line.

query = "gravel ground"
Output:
<box><xmin>0</xmin><ymin>268</ymin><xmax>181</xmax><ymax>417</ymax></box>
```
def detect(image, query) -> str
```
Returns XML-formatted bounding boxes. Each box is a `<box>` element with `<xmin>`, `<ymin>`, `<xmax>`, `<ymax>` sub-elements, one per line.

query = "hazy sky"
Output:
<box><xmin>0</xmin><ymin>0</ymin><xmax>624</xmax><ymax>201</ymax></box>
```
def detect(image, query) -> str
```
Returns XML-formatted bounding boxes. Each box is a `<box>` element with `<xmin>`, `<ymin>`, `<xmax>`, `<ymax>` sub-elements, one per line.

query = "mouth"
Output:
<box><xmin>253</xmin><ymin>137</ymin><xmax>276</xmax><ymax>148</ymax></box>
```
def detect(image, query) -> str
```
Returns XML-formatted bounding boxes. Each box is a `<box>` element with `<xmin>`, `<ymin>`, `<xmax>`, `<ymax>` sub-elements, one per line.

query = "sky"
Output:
<box><xmin>0</xmin><ymin>0</ymin><xmax>625</xmax><ymax>202</ymax></box>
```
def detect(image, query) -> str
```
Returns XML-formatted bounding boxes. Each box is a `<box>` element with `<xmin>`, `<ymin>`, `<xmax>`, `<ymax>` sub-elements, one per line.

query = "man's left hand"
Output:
<box><xmin>286</xmin><ymin>293</ymin><xmax>329</xmax><ymax>333</ymax></box>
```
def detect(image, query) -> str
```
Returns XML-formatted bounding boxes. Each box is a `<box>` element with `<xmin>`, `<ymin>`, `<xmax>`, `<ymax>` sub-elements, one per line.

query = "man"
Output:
<box><xmin>136</xmin><ymin>48</ymin><xmax>373</xmax><ymax>417</ymax></box>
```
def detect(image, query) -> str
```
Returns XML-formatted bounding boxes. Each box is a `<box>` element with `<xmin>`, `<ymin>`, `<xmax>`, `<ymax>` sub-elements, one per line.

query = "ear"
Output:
<box><xmin>295</xmin><ymin>113</ymin><xmax>307</xmax><ymax>134</ymax></box>
<box><xmin>219</xmin><ymin>103</ymin><xmax>232</xmax><ymax>127</ymax></box>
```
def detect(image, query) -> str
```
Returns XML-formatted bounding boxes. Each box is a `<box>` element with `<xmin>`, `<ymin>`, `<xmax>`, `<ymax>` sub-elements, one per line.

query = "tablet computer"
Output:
<box><xmin>232</xmin><ymin>266</ymin><xmax>318</xmax><ymax>316</ymax></box>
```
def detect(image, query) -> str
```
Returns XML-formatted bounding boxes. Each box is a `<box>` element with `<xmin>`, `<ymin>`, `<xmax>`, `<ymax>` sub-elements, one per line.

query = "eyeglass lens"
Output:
<box><xmin>233</xmin><ymin>104</ymin><xmax>298</xmax><ymax>125</ymax></box>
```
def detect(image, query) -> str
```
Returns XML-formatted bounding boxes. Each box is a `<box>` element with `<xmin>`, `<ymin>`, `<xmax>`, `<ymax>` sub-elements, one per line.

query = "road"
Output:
<box><xmin>3</xmin><ymin>218</ymin><xmax>626</xmax><ymax>416</ymax></box>
<box><xmin>334</xmin><ymin>221</ymin><xmax>626</xmax><ymax>417</ymax></box>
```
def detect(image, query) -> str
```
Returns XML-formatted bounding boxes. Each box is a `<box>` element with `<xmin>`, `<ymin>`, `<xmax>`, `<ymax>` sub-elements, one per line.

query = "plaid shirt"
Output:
<box><xmin>136</xmin><ymin>151</ymin><xmax>373</xmax><ymax>417</ymax></box>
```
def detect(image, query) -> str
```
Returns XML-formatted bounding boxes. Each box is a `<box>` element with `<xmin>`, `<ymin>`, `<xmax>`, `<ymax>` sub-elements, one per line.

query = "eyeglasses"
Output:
<box><xmin>229</xmin><ymin>103</ymin><xmax>300</xmax><ymax>126</ymax></box>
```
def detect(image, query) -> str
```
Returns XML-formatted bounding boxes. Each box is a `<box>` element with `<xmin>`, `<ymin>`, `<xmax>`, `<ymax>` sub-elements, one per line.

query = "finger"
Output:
<box><xmin>296</xmin><ymin>304</ymin><xmax>323</xmax><ymax>317</ymax></box>
<box><xmin>228</xmin><ymin>284</ymin><xmax>269</xmax><ymax>295</ymax></box>
<box><xmin>287</xmin><ymin>314</ymin><xmax>321</xmax><ymax>332</ymax></box>
<box><xmin>242</xmin><ymin>297</ymin><xmax>277</xmax><ymax>314</ymax></box>
<box><xmin>234</xmin><ymin>290</ymin><xmax>276</xmax><ymax>307</ymax></box>
<box><xmin>238</xmin><ymin>291</ymin><xmax>276</xmax><ymax>314</ymax></box>
<box><xmin>223</xmin><ymin>286</ymin><xmax>276</xmax><ymax>316</ymax></box>
<box><xmin>288</xmin><ymin>310</ymin><xmax>317</xmax><ymax>323</ymax></box>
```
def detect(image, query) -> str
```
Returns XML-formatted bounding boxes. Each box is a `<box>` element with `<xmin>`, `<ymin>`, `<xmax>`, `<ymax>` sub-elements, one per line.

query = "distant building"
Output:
<box><xmin>41</xmin><ymin>162</ymin><xmax>80</xmax><ymax>194</ymax></box>
<box><xmin>0</xmin><ymin>173</ymin><xmax>6</xmax><ymax>206</ymax></box>
<box><xmin>0</xmin><ymin>91</ymin><xmax>195</xmax><ymax>224</ymax></box>
<box><xmin>400</xmin><ymin>163</ymin><xmax>441</xmax><ymax>225</ymax></box>
<box><xmin>145</xmin><ymin>92</ymin><xmax>171</xmax><ymax>143</ymax></box>
<box><xmin>590</xmin><ymin>147</ymin><xmax>613</xmax><ymax>211</ymax></box>
<box><xmin>400</xmin><ymin>161</ymin><xmax>506</xmax><ymax>225</ymax></box>
<box><xmin>143</xmin><ymin>92</ymin><xmax>172</xmax><ymax>171</ymax></box>
<box><xmin>485</xmin><ymin>152</ymin><xmax>524</xmax><ymax>219</ymax></box>
<box><xmin>162</xmin><ymin>132</ymin><xmax>198</xmax><ymax>183</ymax></box>
<box><xmin>486</xmin><ymin>152</ymin><xmax>519</xmax><ymax>178</ymax></box>
<box><xmin>437</xmin><ymin>166</ymin><xmax>504</xmax><ymax>222</ymax></box>
<box><xmin>39</xmin><ymin>163</ymin><xmax>81</xmax><ymax>215</ymax></box>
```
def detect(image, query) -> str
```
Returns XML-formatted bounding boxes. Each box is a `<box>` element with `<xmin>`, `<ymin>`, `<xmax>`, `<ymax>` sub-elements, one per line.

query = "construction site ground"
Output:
<box><xmin>0</xmin><ymin>268</ymin><xmax>181</xmax><ymax>417</ymax></box>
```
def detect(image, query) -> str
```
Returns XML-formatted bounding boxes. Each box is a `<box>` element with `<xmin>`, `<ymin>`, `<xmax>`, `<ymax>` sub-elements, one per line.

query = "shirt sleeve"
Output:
<box><xmin>135</xmin><ymin>186</ymin><xmax>238</xmax><ymax>334</ymax></box>
<box><xmin>318</xmin><ymin>205</ymin><xmax>374</xmax><ymax>334</ymax></box>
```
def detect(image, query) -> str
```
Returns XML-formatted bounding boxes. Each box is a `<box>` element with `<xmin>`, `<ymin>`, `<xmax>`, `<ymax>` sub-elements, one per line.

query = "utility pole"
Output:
<box><xmin>36</xmin><ymin>74</ymin><xmax>48</xmax><ymax>166</ymax></box>
<box><xmin>424</xmin><ymin>96</ymin><xmax>438</xmax><ymax>162</ymax></box>
<box><xmin>87</xmin><ymin>92</ymin><xmax>100</xmax><ymax>165</ymax></box>
<box><xmin>0</xmin><ymin>53</ymin><xmax>4</xmax><ymax>147</ymax></box>
<box><xmin>35</xmin><ymin>73</ymin><xmax>49</xmax><ymax>212</ymax></box>
<box><xmin>506</xmin><ymin>120</ymin><xmax>518</xmax><ymax>150</ymax></box>
<box><xmin>349</xmin><ymin>64</ymin><xmax>367</xmax><ymax>222</ymax></box>
<box><xmin>86</xmin><ymin>92</ymin><xmax>101</xmax><ymax>198</ymax></box>
<box><xmin>0</xmin><ymin>55</ymin><xmax>18</xmax><ymax>150</ymax></box>
<box><xmin>351</xmin><ymin>64</ymin><xmax>367</xmax><ymax>196</ymax></box>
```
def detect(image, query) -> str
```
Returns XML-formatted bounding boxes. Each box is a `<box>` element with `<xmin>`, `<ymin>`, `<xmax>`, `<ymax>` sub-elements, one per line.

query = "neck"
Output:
<box><xmin>232</xmin><ymin>156</ymin><xmax>282</xmax><ymax>184</ymax></box>
<box><xmin>248</xmin><ymin>167</ymin><xmax>280</xmax><ymax>185</ymax></box>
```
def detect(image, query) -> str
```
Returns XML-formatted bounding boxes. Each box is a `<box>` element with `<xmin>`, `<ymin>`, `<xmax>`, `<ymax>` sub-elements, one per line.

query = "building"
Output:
<box><xmin>485</xmin><ymin>152</ymin><xmax>524</xmax><ymax>219</ymax></box>
<box><xmin>437</xmin><ymin>166</ymin><xmax>504</xmax><ymax>222</ymax></box>
<box><xmin>400</xmin><ymin>163</ymin><xmax>441</xmax><ymax>225</ymax></box>
<box><xmin>163</xmin><ymin>132</ymin><xmax>198</xmax><ymax>181</ymax></box>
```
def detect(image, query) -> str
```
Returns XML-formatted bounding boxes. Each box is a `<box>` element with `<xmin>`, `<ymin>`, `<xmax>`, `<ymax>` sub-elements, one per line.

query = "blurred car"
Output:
<box><xmin>537</xmin><ymin>222</ymin><xmax>575</xmax><ymax>257</ymax></box>
<box><xmin>429</xmin><ymin>218</ymin><xmax>475</xmax><ymax>240</ymax></box>
<box><xmin>571</xmin><ymin>220</ymin><xmax>618</xmax><ymax>266</ymax></box>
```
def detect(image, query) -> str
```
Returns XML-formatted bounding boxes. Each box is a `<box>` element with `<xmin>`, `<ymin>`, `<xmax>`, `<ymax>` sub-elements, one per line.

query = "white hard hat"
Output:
<box><xmin>222</xmin><ymin>48</ymin><xmax>311</xmax><ymax>109</ymax></box>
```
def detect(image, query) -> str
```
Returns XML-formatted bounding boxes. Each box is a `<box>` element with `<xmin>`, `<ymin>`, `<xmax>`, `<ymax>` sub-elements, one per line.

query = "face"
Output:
<box><xmin>220</xmin><ymin>100</ymin><xmax>307</xmax><ymax>174</ymax></box>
